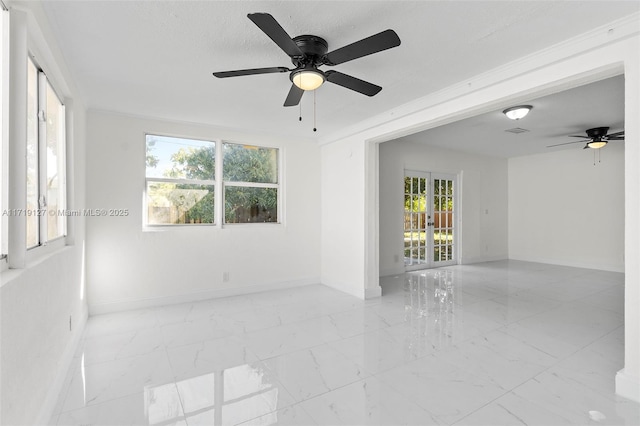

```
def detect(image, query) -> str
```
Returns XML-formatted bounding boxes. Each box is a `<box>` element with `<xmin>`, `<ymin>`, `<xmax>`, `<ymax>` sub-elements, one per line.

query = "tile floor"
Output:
<box><xmin>50</xmin><ymin>260</ymin><xmax>640</xmax><ymax>425</ymax></box>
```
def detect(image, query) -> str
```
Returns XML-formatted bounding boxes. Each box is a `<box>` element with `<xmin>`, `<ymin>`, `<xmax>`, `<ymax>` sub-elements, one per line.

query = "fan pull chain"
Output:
<box><xmin>299</xmin><ymin>101</ymin><xmax>302</xmax><ymax>122</ymax></box>
<box><xmin>313</xmin><ymin>89</ymin><xmax>317</xmax><ymax>132</ymax></box>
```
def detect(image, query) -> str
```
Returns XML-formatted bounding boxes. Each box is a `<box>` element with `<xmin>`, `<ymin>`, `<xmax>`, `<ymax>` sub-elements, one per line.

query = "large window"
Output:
<box><xmin>145</xmin><ymin>134</ymin><xmax>215</xmax><ymax>225</ymax></box>
<box><xmin>223</xmin><ymin>143</ymin><xmax>278</xmax><ymax>223</ymax></box>
<box><xmin>26</xmin><ymin>57</ymin><xmax>66</xmax><ymax>248</ymax></box>
<box><xmin>144</xmin><ymin>135</ymin><xmax>280</xmax><ymax>226</ymax></box>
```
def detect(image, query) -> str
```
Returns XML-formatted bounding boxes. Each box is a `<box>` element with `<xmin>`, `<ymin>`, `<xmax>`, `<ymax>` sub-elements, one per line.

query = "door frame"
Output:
<box><xmin>404</xmin><ymin>169</ymin><xmax>459</xmax><ymax>271</ymax></box>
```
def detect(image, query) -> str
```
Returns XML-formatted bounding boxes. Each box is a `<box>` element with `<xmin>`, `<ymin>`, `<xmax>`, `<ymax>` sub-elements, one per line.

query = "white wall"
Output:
<box><xmin>85</xmin><ymin>111</ymin><xmax>321</xmax><ymax>313</ymax></box>
<box><xmin>0</xmin><ymin>4</ymin><xmax>88</xmax><ymax>425</ymax></box>
<box><xmin>320</xmin><ymin>16</ymin><xmax>639</xmax><ymax>401</ymax></box>
<box><xmin>379</xmin><ymin>140</ymin><xmax>508</xmax><ymax>276</ymax></box>
<box><xmin>320</xmin><ymin>136</ymin><xmax>368</xmax><ymax>298</ymax></box>
<box><xmin>509</xmin><ymin>143</ymin><xmax>625</xmax><ymax>272</ymax></box>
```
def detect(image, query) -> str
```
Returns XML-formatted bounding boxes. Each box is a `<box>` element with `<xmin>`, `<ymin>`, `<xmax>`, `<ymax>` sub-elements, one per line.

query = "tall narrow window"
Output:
<box><xmin>44</xmin><ymin>76</ymin><xmax>66</xmax><ymax>240</ymax></box>
<box><xmin>26</xmin><ymin>57</ymin><xmax>67</xmax><ymax>248</ymax></box>
<box><xmin>0</xmin><ymin>8</ymin><xmax>7</xmax><ymax>259</ymax></box>
<box><xmin>26</xmin><ymin>58</ymin><xmax>39</xmax><ymax>247</ymax></box>
<box><xmin>223</xmin><ymin>143</ymin><xmax>279</xmax><ymax>223</ymax></box>
<box><xmin>145</xmin><ymin>134</ymin><xmax>215</xmax><ymax>225</ymax></box>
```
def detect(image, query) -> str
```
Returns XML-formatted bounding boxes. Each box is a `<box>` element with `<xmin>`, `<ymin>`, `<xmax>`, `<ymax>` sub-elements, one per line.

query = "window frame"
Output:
<box><xmin>221</xmin><ymin>141</ymin><xmax>281</xmax><ymax>225</ymax></box>
<box><xmin>143</xmin><ymin>133</ymin><xmax>217</xmax><ymax>227</ymax></box>
<box><xmin>142</xmin><ymin>134</ymin><xmax>283</xmax><ymax>229</ymax></box>
<box><xmin>26</xmin><ymin>55</ymin><xmax>67</xmax><ymax>250</ymax></box>
<box><xmin>0</xmin><ymin>7</ymin><xmax>7</xmax><ymax>266</ymax></box>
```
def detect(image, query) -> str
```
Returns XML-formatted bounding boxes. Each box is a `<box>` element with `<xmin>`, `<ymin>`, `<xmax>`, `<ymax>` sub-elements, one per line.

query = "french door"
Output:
<box><xmin>404</xmin><ymin>171</ymin><xmax>457</xmax><ymax>270</ymax></box>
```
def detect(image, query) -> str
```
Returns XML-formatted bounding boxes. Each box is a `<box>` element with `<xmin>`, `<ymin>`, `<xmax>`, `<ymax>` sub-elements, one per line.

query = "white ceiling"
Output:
<box><xmin>394</xmin><ymin>74</ymin><xmax>625</xmax><ymax>158</ymax></box>
<box><xmin>35</xmin><ymin>0</ymin><xmax>638</xmax><ymax>152</ymax></box>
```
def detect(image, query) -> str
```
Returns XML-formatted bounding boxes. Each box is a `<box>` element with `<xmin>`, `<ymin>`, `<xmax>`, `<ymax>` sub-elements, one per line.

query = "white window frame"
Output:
<box><xmin>26</xmin><ymin>55</ymin><xmax>67</xmax><ymax>250</ymax></box>
<box><xmin>144</xmin><ymin>133</ymin><xmax>217</xmax><ymax>227</ymax></box>
<box><xmin>143</xmin><ymin>134</ymin><xmax>283</xmax><ymax>229</ymax></box>
<box><xmin>0</xmin><ymin>7</ymin><xmax>8</xmax><ymax>267</ymax></box>
<box><xmin>221</xmin><ymin>141</ymin><xmax>281</xmax><ymax>225</ymax></box>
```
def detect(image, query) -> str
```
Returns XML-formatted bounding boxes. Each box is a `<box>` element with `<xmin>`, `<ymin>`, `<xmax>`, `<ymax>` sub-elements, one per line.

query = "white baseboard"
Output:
<box><xmin>460</xmin><ymin>254</ymin><xmax>508</xmax><ymax>265</ymax></box>
<box><xmin>616</xmin><ymin>369</ymin><xmax>640</xmax><ymax>402</ymax></box>
<box><xmin>90</xmin><ymin>277</ymin><xmax>320</xmax><ymax>315</ymax></box>
<box><xmin>380</xmin><ymin>266</ymin><xmax>405</xmax><ymax>277</ymax></box>
<box><xmin>365</xmin><ymin>285</ymin><xmax>382</xmax><ymax>299</ymax></box>
<box><xmin>322</xmin><ymin>279</ymin><xmax>365</xmax><ymax>299</ymax></box>
<box><xmin>36</xmin><ymin>308</ymin><xmax>88</xmax><ymax>425</ymax></box>
<box><xmin>508</xmin><ymin>255</ymin><xmax>624</xmax><ymax>273</ymax></box>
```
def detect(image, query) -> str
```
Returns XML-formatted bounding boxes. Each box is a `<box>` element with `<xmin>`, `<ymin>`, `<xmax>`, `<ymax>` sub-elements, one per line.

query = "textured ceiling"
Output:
<box><xmin>35</xmin><ymin>0</ymin><xmax>638</xmax><ymax>149</ymax></box>
<box><xmin>394</xmin><ymin>75</ymin><xmax>625</xmax><ymax>158</ymax></box>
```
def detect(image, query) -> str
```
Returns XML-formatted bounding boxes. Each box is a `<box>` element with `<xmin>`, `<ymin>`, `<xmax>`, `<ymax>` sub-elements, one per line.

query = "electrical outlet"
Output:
<box><xmin>223</xmin><ymin>272</ymin><xmax>230</xmax><ymax>282</ymax></box>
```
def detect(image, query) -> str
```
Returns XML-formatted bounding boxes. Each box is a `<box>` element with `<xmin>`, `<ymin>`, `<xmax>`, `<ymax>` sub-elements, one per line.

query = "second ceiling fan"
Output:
<box><xmin>213</xmin><ymin>13</ymin><xmax>401</xmax><ymax>107</ymax></box>
<box><xmin>547</xmin><ymin>127</ymin><xmax>625</xmax><ymax>149</ymax></box>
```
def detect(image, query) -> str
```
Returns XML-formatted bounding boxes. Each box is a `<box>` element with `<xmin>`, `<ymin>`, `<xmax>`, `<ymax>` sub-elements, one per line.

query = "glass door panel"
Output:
<box><xmin>404</xmin><ymin>173</ymin><xmax>428</xmax><ymax>269</ymax></box>
<box><xmin>404</xmin><ymin>171</ymin><xmax>457</xmax><ymax>270</ymax></box>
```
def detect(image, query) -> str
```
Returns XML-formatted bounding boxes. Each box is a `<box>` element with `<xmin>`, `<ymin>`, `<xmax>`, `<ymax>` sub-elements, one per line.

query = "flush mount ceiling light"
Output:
<box><xmin>503</xmin><ymin>105</ymin><xmax>532</xmax><ymax>120</ymax></box>
<box><xmin>291</xmin><ymin>67</ymin><xmax>325</xmax><ymax>91</ymax></box>
<box><xmin>587</xmin><ymin>138</ymin><xmax>608</xmax><ymax>149</ymax></box>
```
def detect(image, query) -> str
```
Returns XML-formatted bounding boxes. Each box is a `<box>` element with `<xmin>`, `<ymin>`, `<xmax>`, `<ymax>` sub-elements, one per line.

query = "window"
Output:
<box><xmin>145</xmin><ymin>134</ymin><xmax>215</xmax><ymax>225</ymax></box>
<box><xmin>223</xmin><ymin>143</ymin><xmax>278</xmax><ymax>223</ymax></box>
<box><xmin>144</xmin><ymin>135</ymin><xmax>280</xmax><ymax>226</ymax></box>
<box><xmin>26</xmin><ymin>57</ymin><xmax>66</xmax><ymax>248</ymax></box>
<box><xmin>0</xmin><ymin>8</ymin><xmax>7</xmax><ymax>260</ymax></box>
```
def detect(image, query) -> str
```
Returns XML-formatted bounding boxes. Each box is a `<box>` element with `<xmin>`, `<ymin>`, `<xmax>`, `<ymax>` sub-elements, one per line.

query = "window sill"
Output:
<box><xmin>0</xmin><ymin>243</ymin><xmax>72</xmax><ymax>289</ymax></box>
<box><xmin>142</xmin><ymin>222</ymin><xmax>284</xmax><ymax>232</ymax></box>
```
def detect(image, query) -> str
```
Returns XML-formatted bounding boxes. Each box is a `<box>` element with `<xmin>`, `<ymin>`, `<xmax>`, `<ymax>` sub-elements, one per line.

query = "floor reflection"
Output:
<box><xmin>402</xmin><ymin>270</ymin><xmax>455</xmax><ymax>354</ymax></box>
<box><xmin>144</xmin><ymin>364</ymin><xmax>280</xmax><ymax>425</ymax></box>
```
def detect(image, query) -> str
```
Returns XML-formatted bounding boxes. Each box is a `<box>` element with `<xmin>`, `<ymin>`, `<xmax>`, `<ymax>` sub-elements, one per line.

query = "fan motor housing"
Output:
<box><xmin>586</xmin><ymin>127</ymin><xmax>610</xmax><ymax>138</ymax></box>
<box><xmin>292</xmin><ymin>35</ymin><xmax>328</xmax><ymax>66</ymax></box>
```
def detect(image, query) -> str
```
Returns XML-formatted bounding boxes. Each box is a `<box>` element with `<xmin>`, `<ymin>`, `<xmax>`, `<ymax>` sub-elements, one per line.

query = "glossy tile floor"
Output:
<box><xmin>50</xmin><ymin>261</ymin><xmax>640</xmax><ymax>425</ymax></box>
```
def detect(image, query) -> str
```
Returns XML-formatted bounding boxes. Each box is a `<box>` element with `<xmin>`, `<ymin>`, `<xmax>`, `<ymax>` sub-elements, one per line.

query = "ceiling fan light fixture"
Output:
<box><xmin>503</xmin><ymin>105</ymin><xmax>532</xmax><ymax>120</ymax></box>
<box><xmin>292</xmin><ymin>69</ymin><xmax>325</xmax><ymax>91</ymax></box>
<box><xmin>587</xmin><ymin>139</ymin><xmax>608</xmax><ymax>149</ymax></box>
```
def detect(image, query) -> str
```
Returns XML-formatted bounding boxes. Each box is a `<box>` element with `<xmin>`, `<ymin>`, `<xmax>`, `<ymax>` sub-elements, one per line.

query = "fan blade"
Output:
<box><xmin>608</xmin><ymin>136</ymin><xmax>625</xmax><ymax>140</ymax></box>
<box><xmin>569</xmin><ymin>135</ymin><xmax>588</xmax><ymax>138</ymax></box>
<box><xmin>248</xmin><ymin>13</ymin><xmax>303</xmax><ymax>58</ymax></box>
<box><xmin>546</xmin><ymin>140</ymin><xmax>589</xmax><ymax>148</ymax></box>
<box><xmin>213</xmin><ymin>67</ymin><xmax>289</xmax><ymax>78</ymax></box>
<box><xmin>283</xmin><ymin>84</ymin><xmax>304</xmax><ymax>107</ymax></box>
<box><xmin>607</xmin><ymin>130</ymin><xmax>624</xmax><ymax>138</ymax></box>
<box><xmin>324</xmin><ymin>29</ymin><xmax>400</xmax><ymax>65</ymax></box>
<box><xmin>325</xmin><ymin>70</ymin><xmax>382</xmax><ymax>96</ymax></box>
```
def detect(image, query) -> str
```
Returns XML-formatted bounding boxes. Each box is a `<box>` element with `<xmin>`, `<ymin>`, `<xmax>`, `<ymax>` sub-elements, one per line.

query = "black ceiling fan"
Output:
<box><xmin>213</xmin><ymin>13</ymin><xmax>401</xmax><ymax>107</ymax></box>
<box><xmin>547</xmin><ymin>127</ymin><xmax>625</xmax><ymax>149</ymax></box>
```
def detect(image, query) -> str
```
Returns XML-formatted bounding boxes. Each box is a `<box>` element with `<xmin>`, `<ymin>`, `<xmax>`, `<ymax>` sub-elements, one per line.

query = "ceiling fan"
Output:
<box><xmin>547</xmin><ymin>127</ymin><xmax>625</xmax><ymax>149</ymax></box>
<box><xmin>213</xmin><ymin>13</ymin><xmax>401</xmax><ymax>107</ymax></box>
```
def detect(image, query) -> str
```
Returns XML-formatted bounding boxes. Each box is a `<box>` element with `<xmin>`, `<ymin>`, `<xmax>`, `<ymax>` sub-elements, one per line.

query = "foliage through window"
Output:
<box><xmin>145</xmin><ymin>136</ymin><xmax>280</xmax><ymax>226</ymax></box>
<box><xmin>145</xmin><ymin>135</ymin><xmax>215</xmax><ymax>225</ymax></box>
<box><xmin>223</xmin><ymin>143</ymin><xmax>278</xmax><ymax>223</ymax></box>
